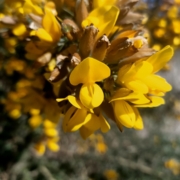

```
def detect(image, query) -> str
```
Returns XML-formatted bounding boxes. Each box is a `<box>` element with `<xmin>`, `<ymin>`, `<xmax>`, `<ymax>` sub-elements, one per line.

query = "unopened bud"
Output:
<box><xmin>79</xmin><ymin>24</ymin><xmax>99</xmax><ymax>59</ymax></box>
<box><xmin>92</xmin><ymin>35</ymin><xmax>110</xmax><ymax>61</ymax></box>
<box><xmin>76</xmin><ymin>0</ymin><xmax>89</xmax><ymax>27</ymax></box>
<box><xmin>105</xmin><ymin>37</ymin><xmax>136</xmax><ymax>63</ymax></box>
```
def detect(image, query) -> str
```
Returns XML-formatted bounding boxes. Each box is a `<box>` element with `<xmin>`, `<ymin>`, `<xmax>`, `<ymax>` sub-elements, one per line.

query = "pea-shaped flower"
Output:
<box><xmin>69</xmin><ymin>57</ymin><xmax>110</xmax><ymax>110</ymax></box>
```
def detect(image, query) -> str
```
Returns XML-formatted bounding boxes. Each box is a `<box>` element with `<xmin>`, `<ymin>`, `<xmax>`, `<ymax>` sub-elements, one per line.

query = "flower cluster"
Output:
<box><xmin>0</xmin><ymin>0</ymin><xmax>173</xmax><ymax>154</ymax></box>
<box><xmin>144</xmin><ymin>0</ymin><xmax>180</xmax><ymax>50</ymax></box>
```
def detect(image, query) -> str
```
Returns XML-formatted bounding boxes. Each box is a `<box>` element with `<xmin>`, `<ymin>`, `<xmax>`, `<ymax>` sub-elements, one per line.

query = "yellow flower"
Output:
<box><xmin>56</xmin><ymin>95</ymin><xmax>110</xmax><ymax>139</ymax></box>
<box><xmin>117</xmin><ymin>46</ymin><xmax>173</xmax><ymax>95</ymax></box>
<box><xmin>79</xmin><ymin>111</ymin><xmax>110</xmax><ymax>139</ymax></box>
<box><xmin>69</xmin><ymin>57</ymin><xmax>110</xmax><ymax>109</ymax></box>
<box><xmin>23</xmin><ymin>0</ymin><xmax>43</xmax><ymax>15</ymax></box>
<box><xmin>28</xmin><ymin>115</ymin><xmax>43</xmax><ymax>128</ymax></box>
<box><xmin>112</xmin><ymin>99</ymin><xmax>143</xmax><ymax>129</ymax></box>
<box><xmin>34</xmin><ymin>9</ymin><xmax>62</xmax><ymax>43</ymax></box>
<box><xmin>82</xmin><ymin>4</ymin><xmax>119</xmax><ymax>40</ymax></box>
<box><xmin>111</xmin><ymin>46</ymin><xmax>173</xmax><ymax>129</ymax></box>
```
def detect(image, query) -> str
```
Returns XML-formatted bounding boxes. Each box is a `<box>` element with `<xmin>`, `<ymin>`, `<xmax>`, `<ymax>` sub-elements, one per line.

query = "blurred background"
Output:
<box><xmin>1</xmin><ymin>0</ymin><xmax>180</xmax><ymax>179</ymax></box>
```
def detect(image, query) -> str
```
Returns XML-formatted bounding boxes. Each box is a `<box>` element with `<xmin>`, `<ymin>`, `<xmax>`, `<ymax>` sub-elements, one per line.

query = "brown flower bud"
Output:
<box><xmin>104</xmin><ymin>37</ymin><xmax>137</xmax><ymax>63</ymax></box>
<box><xmin>79</xmin><ymin>24</ymin><xmax>99</xmax><ymax>59</ymax></box>
<box><xmin>75</xmin><ymin>0</ymin><xmax>89</xmax><ymax>27</ymax></box>
<box><xmin>92</xmin><ymin>35</ymin><xmax>110</xmax><ymax>61</ymax></box>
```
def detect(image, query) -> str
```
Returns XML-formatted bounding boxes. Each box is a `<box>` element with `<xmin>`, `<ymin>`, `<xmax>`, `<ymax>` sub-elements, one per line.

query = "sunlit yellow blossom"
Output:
<box><xmin>23</xmin><ymin>0</ymin><xmax>43</xmax><ymax>15</ymax></box>
<box><xmin>117</xmin><ymin>46</ymin><xmax>173</xmax><ymax>95</ymax></box>
<box><xmin>28</xmin><ymin>115</ymin><xmax>43</xmax><ymax>128</ymax></box>
<box><xmin>82</xmin><ymin>5</ymin><xmax>119</xmax><ymax>39</ymax></box>
<box><xmin>35</xmin><ymin>9</ymin><xmax>61</xmax><ymax>42</ymax></box>
<box><xmin>0</xmin><ymin>0</ymin><xmax>174</xmax><ymax>153</ymax></box>
<box><xmin>9</xmin><ymin>109</ymin><xmax>21</xmax><ymax>119</ymax></box>
<box><xmin>69</xmin><ymin>57</ymin><xmax>110</xmax><ymax>109</ymax></box>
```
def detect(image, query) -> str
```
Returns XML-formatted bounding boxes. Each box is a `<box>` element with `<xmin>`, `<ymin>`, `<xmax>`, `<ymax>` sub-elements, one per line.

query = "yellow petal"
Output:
<box><xmin>80</xmin><ymin>83</ymin><xmax>104</xmax><ymax>109</ymax></box>
<box><xmin>110</xmin><ymin>88</ymin><xmax>131</xmax><ymax>102</ymax></box>
<box><xmin>117</xmin><ymin>64</ymin><xmax>131</xmax><ymax>83</ymax></box>
<box><xmin>142</xmin><ymin>75</ymin><xmax>172</xmax><ymax>92</ymax></box>
<box><xmin>69</xmin><ymin>57</ymin><xmax>110</xmax><ymax>85</ymax></box>
<box><xmin>44</xmin><ymin>128</ymin><xmax>58</xmax><ymax>137</ymax></box>
<box><xmin>135</xmin><ymin>96</ymin><xmax>165</xmax><ymax>107</ymax></box>
<box><xmin>42</xmin><ymin>9</ymin><xmax>61</xmax><ymax>41</ymax></box>
<box><xmin>118</xmin><ymin>61</ymin><xmax>153</xmax><ymax>83</ymax></box>
<box><xmin>82</xmin><ymin>6</ymin><xmax>119</xmax><ymax>39</ymax></box>
<box><xmin>132</xmin><ymin>107</ymin><xmax>144</xmax><ymax>130</ymax></box>
<box><xmin>99</xmin><ymin>114</ymin><xmax>110</xmax><ymax>133</ymax></box>
<box><xmin>47</xmin><ymin>141</ymin><xmax>60</xmax><ymax>152</ymax></box>
<box><xmin>146</xmin><ymin>46</ymin><xmax>174</xmax><ymax>73</ymax></box>
<box><xmin>110</xmin><ymin>88</ymin><xmax>150</xmax><ymax>104</ymax></box>
<box><xmin>43</xmin><ymin>119</ymin><xmax>56</xmax><ymax>128</ymax></box>
<box><xmin>126</xmin><ymin>80</ymin><xmax>149</xmax><ymax>94</ymax></box>
<box><xmin>62</xmin><ymin>106</ymin><xmax>76</xmax><ymax>132</ymax></box>
<box><xmin>134</xmin><ymin>61</ymin><xmax>153</xmax><ymax>78</ymax></box>
<box><xmin>56</xmin><ymin>95</ymin><xmax>82</xmax><ymax>109</ymax></box>
<box><xmin>12</xmin><ymin>23</ymin><xmax>27</xmax><ymax>36</ymax></box>
<box><xmin>63</xmin><ymin>107</ymin><xmax>89</xmax><ymax>132</ymax></box>
<box><xmin>93</xmin><ymin>0</ymin><xmax>116</xmax><ymax>8</ymax></box>
<box><xmin>84</xmin><ymin>113</ymin><xmax>101</xmax><ymax>131</ymax></box>
<box><xmin>36</xmin><ymin>28</ymin><xmax>53</xmax><ymax>42</ymax></box>
<box><xmin>28</xmin><ymin>115</ymin><xmax>42</xmax><ymax>128</ymax></box>
<box><xmin>113</xmin><ymin>100</ymin><xmax>136</xmax><ymax>128</ymax></box>
<box><xmin>23</xmin><ymin>0</ymin><xmax>43</xmax><ymax>15</ymax></box>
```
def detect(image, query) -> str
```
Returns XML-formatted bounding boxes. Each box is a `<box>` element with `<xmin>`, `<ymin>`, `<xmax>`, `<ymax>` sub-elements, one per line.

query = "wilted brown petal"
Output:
<box><xmin>49</xmin><ymin>67</ymin><xmax>61</xmax><ymax>82</ymax></box>
<box><xmin>104</xmin><ymin>37</ymin><xmax>137</xmax><ymax>63</ymax></box>
<box><xmin>117</xmin><ymin>0</ymin><xmax>139</xmax><ymax>20</ymax></box>
<box><xmin>117</xmin><ymin>12</ymin><xmax>144</xmax><ymax>25</ymax></box>
<box><xmin>118</xmin><ymin>46</ymin><xmax>155</xmax><ymax>67</ymax></box>
<box><xmin>37</xmin><ymin>52</ymin><xmax>52</xmax><ymax>66</ymax></box>
<box><xmin>71</xmin><ymin>53</ymin><xmax>81</xmax><ymax>66</ymax></box>
<box><xmin>29</xmin><ymin>13</ymin><xmax>42</xmax><ymax>25</ymax></box>
<box><xmin>0</xmin><ymin>16</ymin><xmax>17</xmax><ymax>25</ymax></box>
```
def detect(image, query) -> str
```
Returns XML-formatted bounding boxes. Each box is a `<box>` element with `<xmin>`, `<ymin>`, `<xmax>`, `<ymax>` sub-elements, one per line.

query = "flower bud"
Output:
<box><xmin>92</xmin><ymin>35</ymin><xmax>110</xmax><ymax>61</ymax></box>
<box><xmin>79</xmin><ymin>24</ymin><xmax>99</xmax><ymax>59</ymax></box>
<box><xmin>75</xmin><ymin>0</ymin><xmax>89</xmax><ymax>27</ymax></box>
